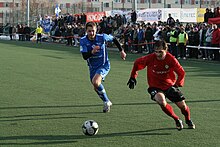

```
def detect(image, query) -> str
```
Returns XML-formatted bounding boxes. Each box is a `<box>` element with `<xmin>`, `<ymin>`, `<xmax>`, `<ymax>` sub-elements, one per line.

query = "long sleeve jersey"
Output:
<box><xmin>130</xmin><ymin>52</ymin><xmax>185</xmax><ymax>90</ymax></box>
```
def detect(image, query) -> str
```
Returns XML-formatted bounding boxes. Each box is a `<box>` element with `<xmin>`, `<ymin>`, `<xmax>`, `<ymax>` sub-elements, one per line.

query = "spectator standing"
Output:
<box><xmin>24</xmin><ymin>24</ymin><xmax>31</xmax><ymax>41</ymax></box>
<box><xmin>123</xmin><ymin>25</ymin><xmax>132</xmax><ymax>52</ymax></box>
<box><xmin>131</xmin><ymin>10</ymin><xmax>137</xmax><ymax>24</ymax></box>
<box><xmin>12</xmin><ymin>26</ymin><xmax>17</xmax><ymax>40</ymax></box>
<box><xmin>17</xmin><ymin>24</ymin><xmax>22</xmax><ymax>41</ymax></box>
<box><xmin>205</xmin><ymin>24</ymin><xmax>213</xmax><ymax>60</ymax></box>
<box><xmin>204</xmin><ymin>8</ymin><xmax>212</xmax><ymax>23</ymax></box>
<box><xmin>9</xmin><ymin>24</ymin><xmax>13</xmax><ymax>40</ymax></box>
<box><xmin>137</xmin><ymin>25</ymin><xmax>145</xmax><ymax>53</ymax></box>
<box><xmin>78</xmin><ymin>24</ymin><xmax>86</xmax><ymax>38</ymax></box>
<box><xmin>153</xmin><ymin>26</ymin><xmax>162</xmax><ymax>41</ymax></box>
<box><xmin>130</xmin><ymin>24</ymin><xmax>138</xmax><ymax>53</ymax></box>
<box><xmin>214</xmin><ymin>7</ymin><xmax>220</xmax><ymax>18</ymax></box>
<box><xmin>169</xmin><ymin>26</ymin><xmax>178</xmax><ymax>58</ymax></box>
<box><xmin>35</xmin><ymin>25</ymin><xmax>43</xmax><ymax>43</ymax></box>
<box><xmin>199</xmin><ymin>23</ymin><xmax>208</xmax><ymax>59</ymax></box>
<box><xmin>81</xmin><ymin>13</ymin><xmax>87</xmax><ymax>25</ymax></box>
<box><xmin>73</xmin><ymin>24</ymin><xmax>79</xmax><ymax>46</ymax></box>
<box><xmin>21</xmin><ymin>24</ymin><xmax>25</xmax><ymax>41</ymax></box>
<box><xmin>211</xmin><ymin>24</ymin><xmax>220</xmax><ymax>61</ymax></box>
<box><xmin>122</xmin><ymin>14</ymin><xmax>127</xmax><ymax>25</ymax></box>
<box><xmin>145</xmin><ymin>23</ymin><xmax>154</xmax><ymax>53</ymax></box>
<box><xmin>191</xmin><ymin>27</ymin><xmax>200</xmax><ymax>58</ymax></box>
<box><xmin>66</xmin><ymin>24</ymin><xmax>73</xmax><ymax>46</ymax></box>
<box><xmin>166</xmin><ymin>14</ymin><xmax>175</xmax><ymax>27</ymax></box>
<box><xmin>177</xmin><ymin>26</ymin><xmax>188</xmax><ymax>59</ymax></box>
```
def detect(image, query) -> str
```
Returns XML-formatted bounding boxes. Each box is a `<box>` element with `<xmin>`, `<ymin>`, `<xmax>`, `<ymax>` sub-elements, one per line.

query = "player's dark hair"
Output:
<box><xmin>154</xmin><ymin>40</ymin><xmax>168</xmax><ymax>50</ymax></box>
<box><xmin>86</xmin><ymin>22</ymin><xmax>97</xmax><ymax>30</ymax></box>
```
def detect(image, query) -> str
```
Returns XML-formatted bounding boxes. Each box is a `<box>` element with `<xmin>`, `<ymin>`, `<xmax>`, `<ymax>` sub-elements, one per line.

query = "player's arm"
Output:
<box><xmin>81</xmin><ymin>46</ymin><xmax>100</xmax><ymax>60</ymax></box>
<box><xmin>104</xmin><ymin>34</ymin><xmax>126</xmax><ymax>60</ymax></box>
<box><xmin>172</xmin><ymin>58</ymin><xmax>185</xmax><ymax>87</ymax></box>
<box><xmin>113</xmin><ymin>37</ymin><xmax>126</xmax><ymax>60</ymax></box>
<box><xmin>80</xmin><ymin>38</ymin><xmax>100</xmax><ymax>60</ymax></box>
<box><xmin>113</xmin><ymin>37</ymin><xmax>123</xmax><ymax>52</ymax></box>
<box><xmin>80</xmin><ymin>39</ymin><xmax>92</xmax><ymax>60</ymax></box>
<box><xmin>82</xmin><ymin>50</ymin><xmax>93</xmax><ymax>60</ymax></box>
<box><xmin>127</xmin><ymin>56</ymin><xmax>148</xmax><ymax>89</ymax></box>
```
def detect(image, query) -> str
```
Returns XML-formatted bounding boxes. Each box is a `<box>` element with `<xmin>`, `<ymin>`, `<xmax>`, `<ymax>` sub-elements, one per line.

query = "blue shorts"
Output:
<box><xmin>89</xmin><ymin>62</ymin><xmax>110</xmax><ymax>81</ymax></box>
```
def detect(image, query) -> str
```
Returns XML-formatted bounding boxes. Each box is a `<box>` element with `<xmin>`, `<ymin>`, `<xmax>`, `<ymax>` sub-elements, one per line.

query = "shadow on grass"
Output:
<box><xmin>0</xmin><ymin>140</ymin><xmax>77</xmax><ymax>146</ymax></box>
<box><xmin>0</xmin><ymin>128</ymin><xmax>173</xmax><ymax>145</ymax></box>
<box><xmin>0</xmin><ymin>99</ymin><xmax>218</xmax><ymax>123</ymax></box>
<box><xmin>0</xmin><ymin>99</ymin><xmax>219</xmax><ymax>111</ymax></box>
<box><xmin>0</xmin><ymin>112</ymin><xmax>102</xmax><ymax>122</ymax></box>
<box><xmin>0</xmin><ymin>116</ymin><xmax>86</xmax><ymax>122</ymax></box>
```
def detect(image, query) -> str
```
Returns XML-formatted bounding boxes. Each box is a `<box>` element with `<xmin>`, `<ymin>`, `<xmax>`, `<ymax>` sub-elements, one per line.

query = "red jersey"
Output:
<box><xmin>130</xmin><ymin>52</ymin><xmax>185</xmax><ymax>90</ymax></box>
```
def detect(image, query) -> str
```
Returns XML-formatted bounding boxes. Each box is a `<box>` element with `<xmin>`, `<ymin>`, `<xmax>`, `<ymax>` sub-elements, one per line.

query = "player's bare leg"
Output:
<box><xmin>175</xmin><ymin>101</ymin><xmax>195</xmax><ymax>129</ymax></box>
<box><xmin>92</xmin><ymin>74</ymin><xmax>112</xmax><ymax>112</ymax></box>
<box><xmin>154</xmin><ymin>92</ymin><xmax>183</xmax><ymax>130</ymax></box>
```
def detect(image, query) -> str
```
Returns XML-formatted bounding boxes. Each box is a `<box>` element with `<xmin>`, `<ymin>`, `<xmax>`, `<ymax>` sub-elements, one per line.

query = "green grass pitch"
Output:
<box><xmin>0</xmin><ymin>40</ymin><xmax>220</xmax><ymax>147</ymax></box>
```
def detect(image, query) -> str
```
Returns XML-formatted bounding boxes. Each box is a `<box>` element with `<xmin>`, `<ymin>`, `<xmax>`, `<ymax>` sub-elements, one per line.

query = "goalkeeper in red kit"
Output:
<box><xmin>127</xmin><ymin>40</ymin><xmax>195</xmax><ymax>131</ymax></box>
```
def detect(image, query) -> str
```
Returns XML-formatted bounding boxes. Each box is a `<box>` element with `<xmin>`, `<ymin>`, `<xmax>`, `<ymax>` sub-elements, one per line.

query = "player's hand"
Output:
<box><xmin>91</xmin><ymin>46</ymin><xmax>100</xmax><ymax>54</ymax></box>
<box><xmin>127</xmin><ymin>77</ymin><xmax>137</xmax><ymax>89</ymax></box>
<box><xmin>167</xmin><ymin>85</ymin><xmax>180</xmax><ymax>95</ymax></box>
<box><xmin>167</xmin><ymin>85</ymin><xmax>182</xmax><ymax>98</ymax></box>
<box><xmin>120</xmin><ymin>50</ymin><xmax>126</xmax><ymax>60</ymax></box>
<box><xmin>173</xmin><ymin>84</ymin><xmax>182</xmax><ymax>88</ymax></box>
<box><xmin>173</xmin><ymin>84</ymin><xmax>178</xmax><ymax>88</ymax></box>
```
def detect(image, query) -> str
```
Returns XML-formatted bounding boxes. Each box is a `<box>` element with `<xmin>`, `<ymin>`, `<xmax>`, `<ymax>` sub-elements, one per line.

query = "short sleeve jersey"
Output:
<box><xmin>80</xmin><ymin>34</ymin><xmax>114</xmax><ymax>69</ymax></box>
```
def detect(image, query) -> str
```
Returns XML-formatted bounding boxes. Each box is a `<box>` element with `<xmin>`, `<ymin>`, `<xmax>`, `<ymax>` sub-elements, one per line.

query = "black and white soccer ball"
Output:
<box><xmin>82</xmin><ymin>120</ymin><xmax>99</xmax><ymax>136</ymax></box>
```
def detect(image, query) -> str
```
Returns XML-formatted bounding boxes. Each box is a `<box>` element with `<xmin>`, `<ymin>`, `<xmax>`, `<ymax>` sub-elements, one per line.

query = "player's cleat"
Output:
<box><xmin>175</xmin><ymin>119</ymin><xmax>183</xmax><ymax>131</ymax></box>
<box><xmin>186</xmin><ymin>120</ymin><xmax>195</xmax><ymax>129</ymax></box>
<box><xmin>103</xmin><ymin>101</ymin><xmax>112</xmax><ymax>113</ymax></box>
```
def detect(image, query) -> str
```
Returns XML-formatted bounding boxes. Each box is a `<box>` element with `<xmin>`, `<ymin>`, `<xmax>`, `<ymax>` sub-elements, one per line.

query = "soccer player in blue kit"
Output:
<box><xmin>80</xmin><ymin>22</ymin><xmax>126</xmax><ymax>113</ymax></box>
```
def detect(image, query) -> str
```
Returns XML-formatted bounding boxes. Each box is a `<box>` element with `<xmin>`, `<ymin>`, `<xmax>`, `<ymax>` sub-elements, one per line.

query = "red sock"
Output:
<box><xmin>161</xmin><ymin>104</ymin><xmax>179</xmax><ymax>121</ymax></box>
<box><xmin>181</xmin><ymin>106</ymin><xmax>191</xmax><ymax>121</ymax></box>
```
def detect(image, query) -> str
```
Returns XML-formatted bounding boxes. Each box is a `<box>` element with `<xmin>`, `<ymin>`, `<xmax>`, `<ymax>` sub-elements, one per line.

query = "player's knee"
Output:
<box><xmin>154</xmin><ymin>93</ymin><xmax>167</xmax><ymax>106</ymax></box>
<box><xmin>92</xmin><ymin>75</ymin><xmax>102</xmax><ymax>88</ymax></box>
<box><xmin>92</xmin><ymin>81</ymin><xmax>99</xmax><ymax>89</ymax></box>
<box><xmin>176</xmin><ymin>101</ymin><xmax>187</xmax><ymax>110</ymax></box>
<box><xmin>92</xmin><ymin>80</ymin><xmax>101</xmax><ymax>89</ymax></box>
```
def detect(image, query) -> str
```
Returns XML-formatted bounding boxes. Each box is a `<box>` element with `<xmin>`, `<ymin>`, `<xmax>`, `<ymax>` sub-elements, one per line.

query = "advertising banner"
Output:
<box><xmin>137</xmin><ymin>9</ymin><xmax>162</xmax><ymax>22</ymax></box>
<box><xmin>197</xmin><ymin>8</ymin><xmax>206</xmax><ymax>22</ymax></box>
<box><xmin>180</xmin><ymin>8</ymin><xmax>197</xmax><ymax>22</ymax></box>
<box><xmin>86</xmin><ymin>12</ymin><xmax>106</xmax><ymax>22</ymax></box>
<box><xmin>162</xmin><ymin>8</ymin><xmax>181</xmax><ymax>22</ymax></box>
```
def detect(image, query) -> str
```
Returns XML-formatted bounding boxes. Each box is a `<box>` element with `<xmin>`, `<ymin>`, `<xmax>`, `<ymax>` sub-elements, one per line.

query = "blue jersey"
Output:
<box><xmin>80</xmin><ymin>34</ymin><xmax>114</xmax><ymax>69</ymax></box>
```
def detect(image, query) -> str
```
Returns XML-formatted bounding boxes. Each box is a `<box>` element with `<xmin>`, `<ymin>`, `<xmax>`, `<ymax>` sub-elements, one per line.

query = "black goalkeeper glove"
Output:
<box><xmin>127</xmin><ymin>77</ymin><xmax>137</xmax><ymax>89</ymax></box>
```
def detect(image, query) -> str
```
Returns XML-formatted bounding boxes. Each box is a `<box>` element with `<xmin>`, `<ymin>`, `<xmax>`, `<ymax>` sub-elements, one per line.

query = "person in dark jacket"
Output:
<box><xmin>188</xmin><ymin>27</ymin><xmax>200</xmax><ymax>58</ymax></box>
<box><xmin>131</xmin><ymin>10</ymin><xmax>137</xmax><ymax>24</ymax></box>
<box><xmin>166</xmin><ymin>14</ymin><xmax>175</xmax><ymax>27</ymax></box>
<box><xmin>9</xmin><ymin>25</ymin><xmax>13</xmax><ymax>40</ymax></box>
<box><xmin>145</xmin><ymin>23</ymin><xmax>154</xmax><ymax>53</ymax></box>
<box><xmin>24</xmin><ymin>24</ymin><xmax>31</xmax><ymax>41</ymax></box>
<box><xmin>204</xmin><ymin>8</ymin><xmax>214</xmax><ymax>23</ymax></box>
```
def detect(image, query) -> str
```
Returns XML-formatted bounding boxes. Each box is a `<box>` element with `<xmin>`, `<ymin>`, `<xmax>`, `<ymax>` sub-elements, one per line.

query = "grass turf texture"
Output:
<box><xmin>0</xmin><ymin>40</ymin><xmax>220</xmax><ymax>147</ymax></box>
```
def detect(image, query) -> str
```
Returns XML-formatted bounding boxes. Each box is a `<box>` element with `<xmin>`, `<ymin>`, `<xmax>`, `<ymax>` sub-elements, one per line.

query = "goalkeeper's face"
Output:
<box><xmin>154</xmin><ymin>47</ymin><xmax>167</xmax><ymax>60</ymax></box>
<box><xmin>87</xmin><ymin>26</ymin><xmax>97</xmax><ymax>40</ymax></box>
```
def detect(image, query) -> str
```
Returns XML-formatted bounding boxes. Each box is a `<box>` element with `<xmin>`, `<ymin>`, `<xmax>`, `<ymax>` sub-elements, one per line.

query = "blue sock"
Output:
<box><xmin>96</xmin><ymin>84</ymin><xmax>110</xmax><ymax>102</ymax></box>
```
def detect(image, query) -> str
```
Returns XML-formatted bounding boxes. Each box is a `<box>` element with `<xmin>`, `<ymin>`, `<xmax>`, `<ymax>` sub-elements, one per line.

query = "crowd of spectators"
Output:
<box><xmin>2</xmin><ymin>8</ymin><xmax>220</xmax><ymax>61</ymax></box>
<box><xmin>204</xmin><ymin>7</ymin><xmax>220</xmax><ymax>23</ymax></box>
<box><xmin>112</xmin><ymin>19</ymin><xmax>220</xmax><ymax>61</ymax></box>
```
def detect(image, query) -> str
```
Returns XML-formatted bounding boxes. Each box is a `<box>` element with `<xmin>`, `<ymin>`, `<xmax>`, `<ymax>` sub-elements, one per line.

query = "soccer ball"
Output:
<box><xmin>82</xmin><ymin>120</ymin><xmax>99</xmax><ymax>136</ymax></box>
